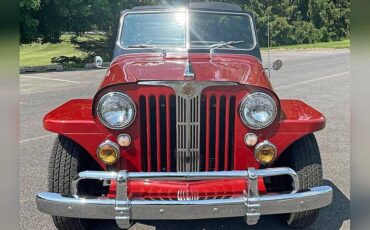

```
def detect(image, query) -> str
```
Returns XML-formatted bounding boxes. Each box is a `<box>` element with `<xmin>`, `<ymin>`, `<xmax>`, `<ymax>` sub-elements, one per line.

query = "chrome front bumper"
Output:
<box><xmin>36</xmin><ymin>167</ymin><xmax>332</xmax><ymax>229</ymax></box>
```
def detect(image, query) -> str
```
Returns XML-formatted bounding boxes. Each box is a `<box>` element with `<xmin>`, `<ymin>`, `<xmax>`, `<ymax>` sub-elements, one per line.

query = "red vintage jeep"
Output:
<box><xmin>36</xmin><ymin>2</ymin><xmax>332</xmax><ymax>229</ymax></box>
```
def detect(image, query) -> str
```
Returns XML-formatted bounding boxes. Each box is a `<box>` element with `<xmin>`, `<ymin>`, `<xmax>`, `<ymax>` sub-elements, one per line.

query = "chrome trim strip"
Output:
<box><xmin>138</xmin><ymin>81</ymin><xmax>237</xmax><ymax>172</ymax></box>
<box><xmin>36</xmin><ymin>167</ymin><xmax>333</xmax><ymax>225</ymax></box>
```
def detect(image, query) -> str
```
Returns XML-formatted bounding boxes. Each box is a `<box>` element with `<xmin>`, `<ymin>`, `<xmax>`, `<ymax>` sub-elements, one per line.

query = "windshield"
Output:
<box><xmin>120</xmin><ymin>11</ymin><xmax>256</xmax><ymax>50</ymax></box>
<box><xmin>121</xmin><ymin>12</ymin><xmax>187</xmax><ymax>48</ymax></box>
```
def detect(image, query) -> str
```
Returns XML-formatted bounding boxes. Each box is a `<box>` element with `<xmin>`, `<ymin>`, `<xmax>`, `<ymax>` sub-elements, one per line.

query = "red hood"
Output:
<box><xmin>99</xmin><ymin>53</ymin><xmax>272</xmax><ymax>90</ymax></box>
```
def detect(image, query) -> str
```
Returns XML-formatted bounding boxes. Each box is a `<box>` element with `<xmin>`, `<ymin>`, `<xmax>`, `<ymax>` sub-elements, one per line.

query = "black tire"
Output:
<box><xmin>272</xmin><ymin>134</ymin><xmax>323</xmax><ymax>228</ymax></box>
<box><xmin>48</xmin><ymin>135</ymin><xmax>92</xmax><ymax>230</ymax></box>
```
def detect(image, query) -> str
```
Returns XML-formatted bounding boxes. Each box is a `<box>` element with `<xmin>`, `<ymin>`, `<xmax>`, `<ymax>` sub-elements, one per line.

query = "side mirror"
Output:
<box><xmin>272</xmin><ymin>59</ymin><xmax>283</xmax><ymax>70</ymax></box>
<box><xmin>94</xmin><ymin>56</ymin><xmax>103</xmax><ymax>68</ymax></box>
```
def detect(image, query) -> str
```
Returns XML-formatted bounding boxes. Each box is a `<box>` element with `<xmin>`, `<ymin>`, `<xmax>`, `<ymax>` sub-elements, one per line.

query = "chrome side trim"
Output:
<box><xmin>36</xmin><ymin>167</ymin><xmax>333</xmax><ymax>228</ymax></box>
<box><xmin>139</xmin><ymin>81</ymin><xmax>237</xmax><ymax>172</ymax></box>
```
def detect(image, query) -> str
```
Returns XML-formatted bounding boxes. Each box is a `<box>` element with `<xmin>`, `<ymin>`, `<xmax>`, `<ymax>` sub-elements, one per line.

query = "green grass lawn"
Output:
<box><xmin>265</xmin><ymin>39</ymin><xmax>350</xmax><ymax>50</ymax></box>
<box><xmin>20</xmin><ymin>37</ymin><xmax>350</xmax><ymax>68</ymax></box>
<box><xmin>20</xmin><ymin>35</ymin><xmax>87</xmax><ymax>67</ymax></box>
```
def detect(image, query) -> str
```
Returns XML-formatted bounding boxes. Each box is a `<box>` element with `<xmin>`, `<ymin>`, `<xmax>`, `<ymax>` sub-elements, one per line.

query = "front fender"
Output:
<box><xmin>268</xmin><ymin>99</ymin><xmax>325</xmax><ymax>158</ymax></box>
<box><xmin>43</xmin><ymin>99</ymin><xmax>109</xmax><ymax>170</ymax></box>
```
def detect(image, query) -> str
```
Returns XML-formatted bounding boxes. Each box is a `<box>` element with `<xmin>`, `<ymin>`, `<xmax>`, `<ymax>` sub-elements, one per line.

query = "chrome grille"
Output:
<box><xmin>176</xmin><ymin>95</ymin><xmax>200</xmax><ymax>172</ymax></box>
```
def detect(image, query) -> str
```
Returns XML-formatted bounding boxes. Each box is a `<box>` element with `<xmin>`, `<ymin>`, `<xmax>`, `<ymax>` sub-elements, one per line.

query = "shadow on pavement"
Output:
<box><xmin>93</xmin><ymin>179</ymin><xmax>349</xmax><ymax>230</ymax></box>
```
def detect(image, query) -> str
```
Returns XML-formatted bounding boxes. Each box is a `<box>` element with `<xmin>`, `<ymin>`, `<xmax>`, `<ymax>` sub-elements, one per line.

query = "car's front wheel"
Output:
<box><xmin>48</xmin><ymin>135</ymin><xmax>96</xmax><ymax>230</ymax></box>
<box><xmin>269</xmin><ymin>134</ymin><xmax>323</xmax><ymax>228</ymax></box>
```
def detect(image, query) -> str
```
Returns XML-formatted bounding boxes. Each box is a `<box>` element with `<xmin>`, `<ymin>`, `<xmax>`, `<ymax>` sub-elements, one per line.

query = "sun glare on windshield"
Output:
<box><xmin>174</xmin><ymin>12</ymin><xmax>186</xmax><ymax>26</ymax></box>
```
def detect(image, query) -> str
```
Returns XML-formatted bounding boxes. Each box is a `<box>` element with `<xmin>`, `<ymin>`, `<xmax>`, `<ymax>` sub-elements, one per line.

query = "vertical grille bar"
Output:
<box><xmin>149</xmin><ymin>96</ymin><xmax>157</xmax><ymax>172</ymax></box>
<box><xmin>159</xmin><ymin>96</ymin><xmax>167</xmax><ymax>172</ymax></box>
<box><xmin>199</xmin><ymin>96</ymin><xmax>206</xmax><ymax>171</ymax></box>
<box><xmin>205</xmin><ymin>96</ymin><xmax>210</xmax><ymax>171</ymax></box>
<box><xmin>169</xmin><ymin>95</ymin><xmax>177</xmax><ymax>172</ymax></box>
<box><xmin>190</xmin><ymin>96</ymin><xmax>200</xmax><ymax>172</ymax></box>
<box><xmin>166</xmin><ymin>96</ymin><xmax>171</xmax><ymax>172</ymax></box>
<box><xmin>156</xmin><ymin>96</ymin><xmax>161</xmax><ymax>172</ymax></box>
<box><xmin>228</xmin><ymin>96</ymin><xmax>236</xmax><ymax>170</ymax></box>
<box><xmin>224</xmin><ymin>96</ymin><xmax>230</xmax><ymax>171</ymax></box>
<box><xmin>145</xmin><ymin>96</ymin><xmax>152</xmax><ymax>172</ymax></box>
<box><xmin>218</xmin><ymin>96</ymin><xmax>226</xmax><ymax>171</ymax></box>
<box><xmin>139</xmin><ymin>96</ymin><xmax>147</xmax><ymax>171</ymax></box>
<box><xmin>176</xmin><ymin>96</ymin><xmax>186</xmax><ymax>171</ymax></box>
<box><xmin>214</xmin><ymin>96</ymin><xmax>220</xmax><ymax>171</ymax></box>
<box><xmin>209</xmin><ymin>96</ymin><xmax>216</xmax><ymax>171</ymax></box>
<box><xmin>195</xmin><ymin>96</ymin><xmax>201</xmax><ymax>171</ymax></box>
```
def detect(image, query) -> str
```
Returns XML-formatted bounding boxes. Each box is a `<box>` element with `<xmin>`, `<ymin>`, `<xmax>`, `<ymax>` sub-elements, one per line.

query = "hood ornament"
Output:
<box><xmin>184</xmin><ymin>60</ymin><xmax>195</xmax><ymax>80</ymax></box>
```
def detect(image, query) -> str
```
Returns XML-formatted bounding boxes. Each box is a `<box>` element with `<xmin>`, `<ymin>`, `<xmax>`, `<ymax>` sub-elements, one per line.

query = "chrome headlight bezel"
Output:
<box><xmin>97</xmin><ymin>92</ymin><xmax>136</xmax><ymax>129</ymax></box>
<box><xmin>239</xmin><ymin>92</ymin><xmax>278</xmax><ymax>129</ymax></box>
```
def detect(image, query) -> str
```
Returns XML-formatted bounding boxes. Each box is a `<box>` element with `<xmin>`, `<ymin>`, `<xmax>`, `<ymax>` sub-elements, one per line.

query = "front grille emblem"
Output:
<box><xmin>180</xmin><ymin>82</ymin><xmax>196</xmax><ymax>97</ymax></box>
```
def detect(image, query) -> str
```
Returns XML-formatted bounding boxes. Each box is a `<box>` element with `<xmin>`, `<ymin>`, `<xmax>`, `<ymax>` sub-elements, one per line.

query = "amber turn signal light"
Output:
<box><xmin>97</xmin><ymin>140</ymin><xmax>120</xmax><ymax>165</ymax></box>
<box><xmin>254</xmin><ymin>140</ymin><xmax>277</xmax><ymax>164</ymax></box>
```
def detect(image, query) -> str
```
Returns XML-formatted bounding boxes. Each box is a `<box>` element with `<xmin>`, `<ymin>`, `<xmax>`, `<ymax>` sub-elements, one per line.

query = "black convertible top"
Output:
<box><xmin>131</xmin><ymin>2</ymin><xmax>242</xmax><ymax>13</ymax></box>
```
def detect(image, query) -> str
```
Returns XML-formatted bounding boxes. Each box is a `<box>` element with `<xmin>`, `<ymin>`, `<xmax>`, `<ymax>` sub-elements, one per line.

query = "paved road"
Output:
<box><xmin>20</xmin><ymin>50</ymin><xmax>350</xmax><ymax>230</ymax></box>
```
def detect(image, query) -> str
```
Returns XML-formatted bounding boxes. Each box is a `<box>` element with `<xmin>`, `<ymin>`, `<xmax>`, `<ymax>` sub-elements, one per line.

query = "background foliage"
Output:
<box><xmin>20</xmin><ymin>0</ymin><xmax>350</xmax><ymax>62</ymax></box>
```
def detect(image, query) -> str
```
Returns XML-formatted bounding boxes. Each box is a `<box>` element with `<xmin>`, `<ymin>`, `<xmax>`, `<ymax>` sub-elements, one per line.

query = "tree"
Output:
<box><xmin>20</xmin><ymin>0</ymin><xmax>40</xmax><ymax>43</ymax></box>
<box><xmin>20</xmin><ymin>0</ymin><xmax>350</xmax><ymax>55</ymax></box>
<box><xmin>36</xmin><ymin>0</ymin><xmax>65</xmax><ymax>43</ymax></box>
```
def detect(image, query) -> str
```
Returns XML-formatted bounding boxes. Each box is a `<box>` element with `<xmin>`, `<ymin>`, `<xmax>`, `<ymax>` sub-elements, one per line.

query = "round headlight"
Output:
<box><xmin>239</xmin><ymin>92</ymin><xmax>277</xmax><ymax>129</ymax></box>
<box><xmin>97</xmin><ymin>92</ymin><xmax>136</xmax><ymax>129</ymax></box>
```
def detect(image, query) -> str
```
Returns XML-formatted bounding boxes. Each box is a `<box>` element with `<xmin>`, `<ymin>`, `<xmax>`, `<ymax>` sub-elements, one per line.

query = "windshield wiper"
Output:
<box><xmin>127</xmin><ymin>44</ymin><xmax>158</xmax><ymax>48</ymax></box>
<box><xmin>209</xmin><ymin>40</ymin><xmax>244</xmax><ymax>49</ymax></box>
<box><xmin>209</xmin><ymin>40</ymin><xmax>244</xmax><ymax>57</ymax></box>
<box><xmin>126</xmin><ymin>44</ymin><xmax>167</xmax><ymax>59</ymax></box>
